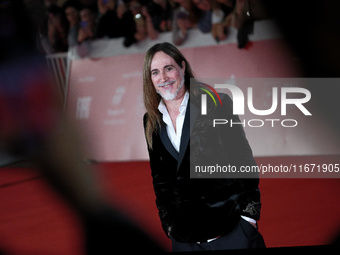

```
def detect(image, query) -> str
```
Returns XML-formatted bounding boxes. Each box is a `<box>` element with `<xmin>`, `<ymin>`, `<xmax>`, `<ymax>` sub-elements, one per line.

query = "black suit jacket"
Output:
<box><xmin>144</xmin><ymin>93</ymin><xmax>261</xmax><ymax>243</ymax></box>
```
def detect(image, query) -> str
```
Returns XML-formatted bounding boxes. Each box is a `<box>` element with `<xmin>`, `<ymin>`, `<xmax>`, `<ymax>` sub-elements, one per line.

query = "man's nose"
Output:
<box><xmin>160</xmin><ymin>71</ymin><xmax>168</xmax><ymax>82</ymax></box>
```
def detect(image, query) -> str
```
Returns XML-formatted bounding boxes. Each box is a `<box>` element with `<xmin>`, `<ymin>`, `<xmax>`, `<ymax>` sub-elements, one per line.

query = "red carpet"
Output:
<box><xmin>0</xmin><ymin>155</ymin><xmax>339</xmax><ymax>254</ymax></box>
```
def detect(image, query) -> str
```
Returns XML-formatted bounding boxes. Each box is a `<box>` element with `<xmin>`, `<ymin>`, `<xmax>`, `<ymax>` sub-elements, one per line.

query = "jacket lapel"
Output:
<box><xmin>158</xmin><ymin>99</ymin><xmax>199</xmax><ymax>171</ymax></box>
<box><xmin>159</xmin><ymin>123</ymin><xmax>179</xmax><ymax>161</ymax></box>
<box><xmin>177</xmin><ymin>102</ymin><xmax>199</xmax><ymax>170</ymax></box>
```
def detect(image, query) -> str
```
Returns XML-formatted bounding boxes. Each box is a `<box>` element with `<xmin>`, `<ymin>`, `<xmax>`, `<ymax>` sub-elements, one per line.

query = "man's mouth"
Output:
<box><xmin>157</xmin><ymin>80</ymin><xmax>175</xmax><ymax>89</ymax></box>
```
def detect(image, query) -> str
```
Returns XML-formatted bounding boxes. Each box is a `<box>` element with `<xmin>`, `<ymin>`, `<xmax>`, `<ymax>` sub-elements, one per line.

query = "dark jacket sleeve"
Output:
<box><xmin>143</xmin><ymin>113</ymin><xmax>176</xmax><ymax>236</ymax></box>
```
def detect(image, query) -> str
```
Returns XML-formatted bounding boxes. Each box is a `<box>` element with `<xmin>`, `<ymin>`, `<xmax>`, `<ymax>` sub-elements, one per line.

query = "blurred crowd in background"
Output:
<box><xmin>24</xmin><ymin>0</ymin><xmax>269</xmax><ymax>54</ymax></box>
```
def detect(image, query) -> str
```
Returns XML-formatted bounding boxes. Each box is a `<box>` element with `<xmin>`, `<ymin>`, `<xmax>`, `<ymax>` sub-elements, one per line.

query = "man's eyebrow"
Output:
<box><xmin>150</xmin><ymin>68</ymin><xmax>158</xmax><ymax>73</ymax></box>
<box><xmin>164</xmin><ymin>65</ymin><xmax>174</xmax><ymax>69</ymax></box>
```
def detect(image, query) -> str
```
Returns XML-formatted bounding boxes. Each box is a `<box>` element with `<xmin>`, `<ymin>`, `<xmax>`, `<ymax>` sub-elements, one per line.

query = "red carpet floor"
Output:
<box><xmin>0</xmin><ymin>155</ymin><xmax>339</xmax><ymax>254</ymax></box>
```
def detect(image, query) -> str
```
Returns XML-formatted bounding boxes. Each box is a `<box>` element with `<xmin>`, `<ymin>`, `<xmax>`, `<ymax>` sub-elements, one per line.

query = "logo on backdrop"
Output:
<box><xmin>76</xmin><ymin>97</ymin><xmax>92</xmax><ymax>119</ymax></box>
<box><xmin>200</xmin><ymin>83</ymin><xmax>312</xmax><ymax>128</ymax></box>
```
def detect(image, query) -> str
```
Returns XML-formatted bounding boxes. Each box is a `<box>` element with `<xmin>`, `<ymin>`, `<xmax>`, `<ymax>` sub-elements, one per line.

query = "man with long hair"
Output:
<box><xmin>143</xmin><ymin>42</ymin><xmax>265</xmax><ymax>251</ymax></box>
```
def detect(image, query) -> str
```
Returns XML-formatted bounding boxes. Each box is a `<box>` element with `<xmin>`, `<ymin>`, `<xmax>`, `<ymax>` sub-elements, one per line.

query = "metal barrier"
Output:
<box><xmin>45</xmin><ymin>52</ymin><xmax>70</xmax><ymax>109</ymax></box>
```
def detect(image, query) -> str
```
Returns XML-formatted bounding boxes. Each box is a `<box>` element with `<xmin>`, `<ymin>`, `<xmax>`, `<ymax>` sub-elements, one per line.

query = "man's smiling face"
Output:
<box><xmin>150</xmin><ymin>51</ymin><xmax>186</xmax><ymax>101</ymax></box>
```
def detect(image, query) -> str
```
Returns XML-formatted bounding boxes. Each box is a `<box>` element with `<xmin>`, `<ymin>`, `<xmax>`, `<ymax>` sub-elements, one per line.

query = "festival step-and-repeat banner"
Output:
<box><xmin>66</xmin><ymin>38</ymin><xmax>340</xmax><ymax>162</ymax></box>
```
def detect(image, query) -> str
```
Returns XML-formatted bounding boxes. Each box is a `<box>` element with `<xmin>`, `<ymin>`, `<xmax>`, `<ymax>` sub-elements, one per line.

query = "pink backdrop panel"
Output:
<box><xmin>66</xmin><ymin>39</ymin><xmax>339</xmax><ymax>161</ymax></box>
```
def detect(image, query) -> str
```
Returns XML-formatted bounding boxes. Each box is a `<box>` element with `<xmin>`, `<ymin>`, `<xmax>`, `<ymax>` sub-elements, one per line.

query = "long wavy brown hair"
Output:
<box><xmin>143</xmin><ymin>42</ymin><xmax>195</xmax><ymax>149</ymax></box>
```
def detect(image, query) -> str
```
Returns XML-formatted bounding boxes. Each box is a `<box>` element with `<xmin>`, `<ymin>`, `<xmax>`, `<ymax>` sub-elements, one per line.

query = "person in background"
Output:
<box><xmin>122</xmin><ymin>0</ymin><xmax>147</xmax><ymax>47</ymax></box>
<box><xmin>225</xmin><ymin>0</ymin><xmax>268</xmax><ymax>48</ymax></box>
<box><xmin>173</xmin><ymin>0</ymin><xmax>214</xmax><ymax>45</ymax></box>
<box><xmin>172</xmin><ymin>0</ymin><xmax>200</xmax><ymax>45</ymax></box>
<box><xmin>46</xmin><ymin>4</ymin><xmax>68</xmax><ymax>53</ymax></box>
<box><xmin>96</xmin><ymin>0</ymin><xmax>128</xmax><ymax>39</ymax></box>
<box><xmin>64</xmin><ymin>0</ymin><xmax>81</xmax><ymax>47</ymax></box>
<box><xmin>141</xmin><ymin>0</ymin><xmax>173</xmax><ymax>40</ymax></box>
<box><xmin>77</xmin><ymin>7</ymin><xmax>96</xmax><ymax>43</ymax></box>
<box><xmin>211</xmin><ymin>0</ymin><xmax>235</xmax><ymax>42</ymax></box>
<box><xmin>192</xmin><ymin>0</ymin><xmax>212</xmax><ymax>33</ymax></box>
